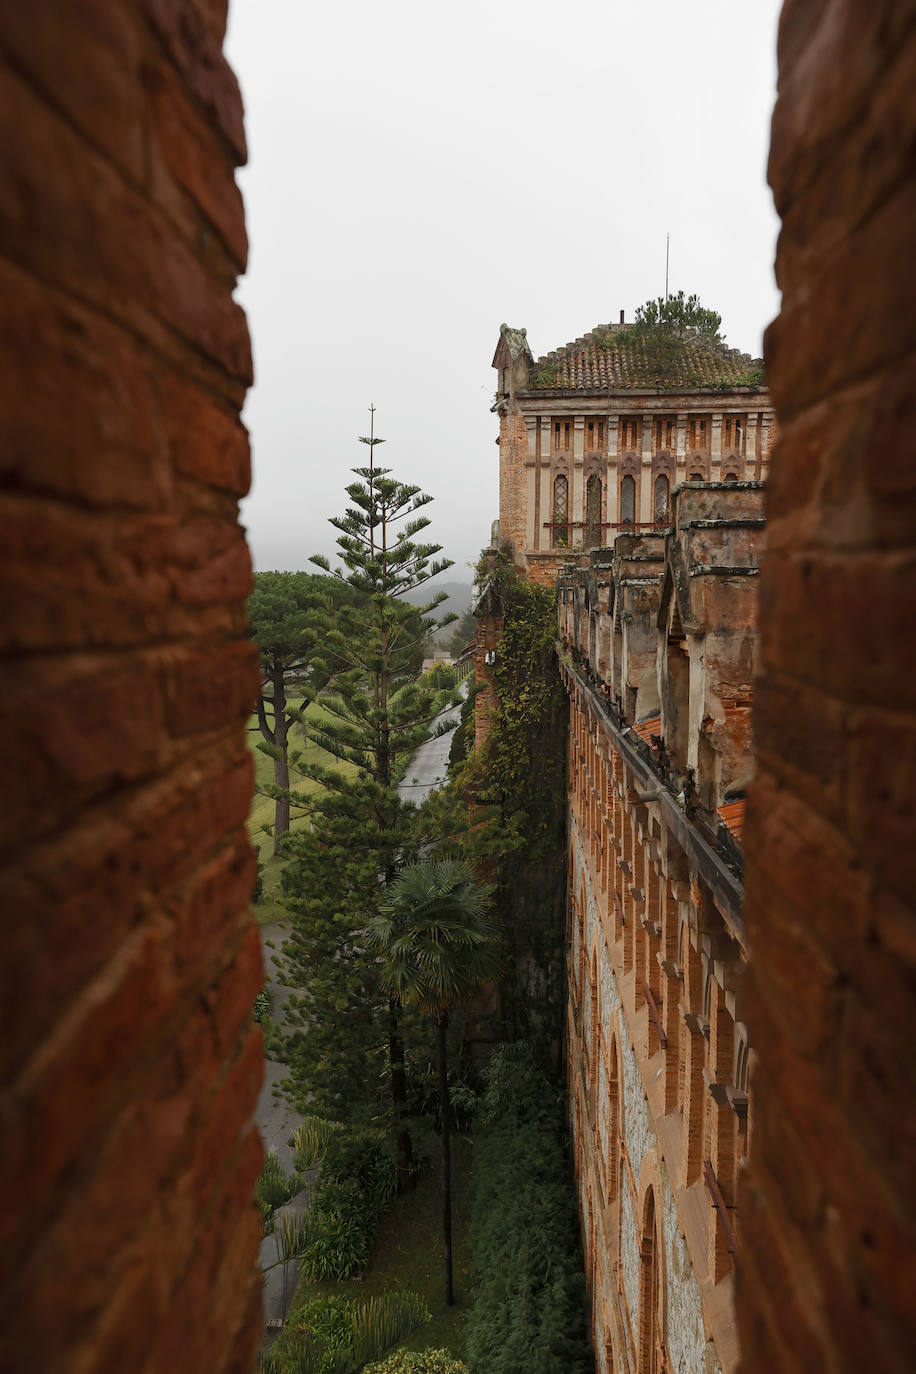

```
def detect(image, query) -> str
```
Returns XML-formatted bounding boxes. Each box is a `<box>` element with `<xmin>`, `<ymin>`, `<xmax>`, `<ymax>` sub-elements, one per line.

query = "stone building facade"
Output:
<box><xmin>558</xmin><ymin>481</ymin><xmax>764</xmax><ymax>1373</ymax></box>
<box><xmin>492</xmin><ymin>322</ymin><xmax>774</xmax><ymax>589</ymax></box>
<box><xmin>489</xmin><ymin>320</ymin><xmax>772</xmax><ymax>1370</ymax></box>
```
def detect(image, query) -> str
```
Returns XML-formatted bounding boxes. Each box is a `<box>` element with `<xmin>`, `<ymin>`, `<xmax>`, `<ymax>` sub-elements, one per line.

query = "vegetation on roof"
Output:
<box><xmin>525</xmin><ymin>292</ymin><xmax>765</xmax><ymax>393</ymax></box>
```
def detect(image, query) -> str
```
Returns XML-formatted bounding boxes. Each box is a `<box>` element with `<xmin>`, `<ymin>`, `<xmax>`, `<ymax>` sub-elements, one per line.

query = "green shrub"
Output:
<box><xmin>350</xmin><ymin>1293</ymin><xmax>431</xmax><ymax>1368</ymax></box>
<box><xmin>254</xmin><ymin>985</ymin><xmax>274</xmax><ymax>1023</ymax></box>
<box><xmin>290</xmin><ymin>1116</ymin><xmax>342</xmax><ymax>1173</ymax></box>
<box><xmin>321</xmin><ymin>1128</ymin><xmax>397</xmax><ymax>1215</ymax></box>
<box><xmin>364</xmin><ymin>1349</ymin><xmax>467</xmax><ymax>1374</ymax></box>
<box><xmin>295</xmin><ymin>1127</ymin><xmax>397</xmax><ymax>1279</ymax></box>
<box><xmin>260</xmin><ymin>1291</ymin><xmax>430</xmax><ymax>1374</ymax></box>
<box><xmin>258</xmin><ymin>1152</ymin><xmax>302</xmax><ymax>1216</ymax></box>
<box><xmin>464</xmin><ymin>1044</ymin><xmax>591</xmax><ymax>1374</ymax></box>
<box><xmin>300</xmin><ymin>1179</ymin><xmax>372</xmax><ymax>1280</ymax></box>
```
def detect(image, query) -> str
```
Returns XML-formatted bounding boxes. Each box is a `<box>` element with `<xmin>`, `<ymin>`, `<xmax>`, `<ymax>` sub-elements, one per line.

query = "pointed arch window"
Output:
<box><xmin>638</xmin><ymin>1188</ymin><xmax>661</xmax><ymax>1374</ymax></box>
<box><xmin>585</xmin><ymin>474</ymin><xmax>602</xmax><ymax>548</ymax></box>
<box><xmin>653</xmin><ymin>474</ymin><xmax>670</xmax><ymax>525</ymax></box>
<box><xmin>553</xmin><ymin>474</ymin><xmax>569</xmax><ymax>546</ymax></box>
<box><xmin>620</xmin><ymin>474</ymin><xmax>635</xmax><ymax>525</ymax></box>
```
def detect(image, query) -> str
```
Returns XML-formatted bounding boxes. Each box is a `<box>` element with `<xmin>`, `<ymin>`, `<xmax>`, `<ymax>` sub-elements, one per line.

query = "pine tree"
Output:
<box><xmin>280</xmin><ymin>429</ymin><xmax>461</xmax><ymax>1189</ymax></box>
<box><xmin>248</xmin><ymin>571</ymin><xmax>351</xmax><ymax>855</ymax></box>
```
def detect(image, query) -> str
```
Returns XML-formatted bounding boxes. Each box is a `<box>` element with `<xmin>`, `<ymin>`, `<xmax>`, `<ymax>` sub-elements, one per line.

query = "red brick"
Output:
<box><xmin>744</xmin><ymin>772</ymin><xmax>869</xmax><ymax>965</ymax></box>
<box><xmin>0</xmin><ymin>260</ymin><xmax>172</xmax><ymax>510</ymax></box>
<box><xmin>147</xmin><ymin>57</ymin><xmax>248</xmax><ymax>269</ymax></box>
<box><xmin>0</xmin><ymin>923</ymin><xmax>179</xmax><ymax>1254</ymax></box>
<box><xmin>163</xmin><ymin>640</ymin><xmax>259</xmax><ymax>738</ymax></box>
<box><xmin>0</xmin><ymin>1</ymin><xmax>260</xmax><ymax>1362</ymax></box>
<box><xmin>758</xmin><ymin>550</ymin><xmax>916</xmax><ymax>711</ymax></box>
<box><xmin>140</xmin><ymin>0</ymin><xmax>247</xmax><ymax>162</ymax></box>
<box><xmin>0</xmin><ymin>3</ymin><xmax>147</xmax><ymax>181</ymax></box>
<box><xmin>169</xmin><ymin>830</ymin><xmax>256</xmax><ymax>972</ymax></box>
<box><xmin>846</xmin><ymin>709</ymin><xmax>916</xmax><ymax>905</ymax></box>
<box><xmin>0</xmin><ymin>65</ymin><xmax>252</xmax><ymax>387</ymax></box>
<box><xmin>159</xmin><ymin>368</ymin><xmax>251</xmax><ymax>495</ymax></box>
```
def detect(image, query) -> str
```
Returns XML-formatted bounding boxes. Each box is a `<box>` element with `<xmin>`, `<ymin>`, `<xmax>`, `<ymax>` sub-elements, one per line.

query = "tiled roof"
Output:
<box><xmin>633</xmin><ymin>715</ymin><xmax>662</xmax><ymax>744</ymax></box>
<box><xmin>717</xmin><ymin>800</ymin><xmax>746</xmax><ymax>842</ymax></box>
<box><xmin>525</xmin><ymin>323</ymin><xmax>764</xmax><ymax>393</ymax></box>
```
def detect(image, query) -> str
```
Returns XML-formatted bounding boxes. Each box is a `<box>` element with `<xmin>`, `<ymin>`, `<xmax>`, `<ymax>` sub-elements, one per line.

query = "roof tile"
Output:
<box><xmin>525</xmin><ymin>323</ymin><xmax>764</xmax><ymax>393</ymax></box>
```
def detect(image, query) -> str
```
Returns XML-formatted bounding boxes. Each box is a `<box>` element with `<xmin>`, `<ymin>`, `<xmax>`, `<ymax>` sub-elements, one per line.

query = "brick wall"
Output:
<box><xmin>0</xmin><ymin>4</ymin><xmax>264</xmax><ymax>1369</ymax></box>
<box><xmin>738</xmin><ymin>4</ymin><xmax>916</xmax><ymax>1371</ymax></box>
<box><xmin>498</xmin><ymin>412</ymin><xmax>528</xmax><ymax>557</ymax></box>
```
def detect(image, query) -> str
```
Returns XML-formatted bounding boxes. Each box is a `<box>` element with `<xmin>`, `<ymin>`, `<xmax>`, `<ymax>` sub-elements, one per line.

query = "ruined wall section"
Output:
<box><xmin>0</xmin><ymin>5</ymin><xmax>263</xmax><ymax>1369</ymax></box>
<box><xmin>738</xmin><ymin>5</ymin><xmax>916</xmax><ymax>1372</ymax></box>
<box><xmin>497</xmin><ymin>411</ymin><xmax>528</xmax><ymax>559</ymax></box>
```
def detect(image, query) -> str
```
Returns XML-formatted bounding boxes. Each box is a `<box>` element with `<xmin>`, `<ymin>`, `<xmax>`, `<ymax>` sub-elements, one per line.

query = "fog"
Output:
<box><xmin>226</xmin><ymin>0</ymin><xmax>782</xmax><ymax>582</ymax></box>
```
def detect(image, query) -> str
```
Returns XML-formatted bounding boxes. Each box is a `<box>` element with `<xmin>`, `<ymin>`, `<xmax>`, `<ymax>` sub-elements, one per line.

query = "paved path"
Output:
<box><xmin>397</xmin><ymin>685</ymin><xmax>465</xmax><ymax>807</ymax></box>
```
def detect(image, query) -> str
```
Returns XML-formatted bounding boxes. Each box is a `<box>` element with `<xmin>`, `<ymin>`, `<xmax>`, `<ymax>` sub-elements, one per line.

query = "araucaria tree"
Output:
<box><xmin>249</xmin><ymin>571</ymin><xmax>335</xmax><ymax>855</ymax></box>
<box><xmin>367</xmin><ymin>858</ymin><xmax>499</xmax><ymax>1305</ymax></box>
<box><xmin>280</xmin><ymin>440</ymin><xmax>461</xmax><ymax>1190</ymax></box>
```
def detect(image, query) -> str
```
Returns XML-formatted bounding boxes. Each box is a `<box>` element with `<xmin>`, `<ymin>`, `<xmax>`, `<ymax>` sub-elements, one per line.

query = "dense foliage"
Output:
<box><xmin>261</xmin><ymin>1291</ymin><xmax>431</xmax><ymax>1374</ymax></box>
<box><xmin>463</xmin><ymin>1045</ymin><xmax>591</xmax><ymax>1374</ymax></box>
<box><xmin>297</xmin><ymin>1128</ymin><xmax>398</xmax><ymax>1280</ymax></box>
<box><xmin>421</xmin><ymin>554</ymin><xmax>568</xmax><ymax>1053</ymax></box>
<box><xmin>630</xmin><ymin>289</ymin><xmax>722</xmax><ymax>340</ymax></box>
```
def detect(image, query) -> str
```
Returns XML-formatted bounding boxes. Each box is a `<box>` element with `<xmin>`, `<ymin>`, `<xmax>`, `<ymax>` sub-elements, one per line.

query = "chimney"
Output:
<box><xmin>619</xmin><ymin>310</ymin><xmax>625</xmax><ymax>324</ymax></box>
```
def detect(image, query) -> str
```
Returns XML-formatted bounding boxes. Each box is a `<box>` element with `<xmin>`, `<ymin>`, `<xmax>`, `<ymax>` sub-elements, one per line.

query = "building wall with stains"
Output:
<box><xmin>560</xmin><ymin>486</ymin><xmax>762</xmax><ymax>1372</ymax></box>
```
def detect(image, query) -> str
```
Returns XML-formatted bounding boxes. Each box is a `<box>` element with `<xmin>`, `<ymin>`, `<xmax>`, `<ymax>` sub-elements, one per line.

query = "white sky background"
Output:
<box><xmin>226</xmin><ymin>0</ymin><xmax>782</xmax><ymax>580</ymax></box>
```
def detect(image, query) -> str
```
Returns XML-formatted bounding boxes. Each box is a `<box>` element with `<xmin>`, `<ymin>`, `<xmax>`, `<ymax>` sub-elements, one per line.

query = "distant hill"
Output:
<box><xmin>403</xmin><ymin>580</ymin><xmax>475</xmax><ymax>648</ymax></box>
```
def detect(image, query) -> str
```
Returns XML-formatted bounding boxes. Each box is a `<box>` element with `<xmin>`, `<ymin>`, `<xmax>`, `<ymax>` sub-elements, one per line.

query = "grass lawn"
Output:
<box><xmin>284</xmin><ymin>1129</ymin><xmax>475</xmax><ymax>1360</ymax></box>
<box><xmin>247</xmin><ymin>704</ymin><xmax>360</xmax><ymax>925</ymax></box>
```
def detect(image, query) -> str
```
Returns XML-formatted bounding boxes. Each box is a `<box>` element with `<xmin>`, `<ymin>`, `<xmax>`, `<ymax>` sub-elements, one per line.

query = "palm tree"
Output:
<box><xmin>366</xmin><ymin>857</ymin><xmax>499</xmax><ymax>1305</ymax></box>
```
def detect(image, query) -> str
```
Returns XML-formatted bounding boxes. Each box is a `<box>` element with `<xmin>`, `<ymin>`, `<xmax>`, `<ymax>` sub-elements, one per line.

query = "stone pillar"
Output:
<box><xmin>639</xmin><ymin>415</ymin><xmax>653</xmax><ymax>523</ymax></box>
<box><xmin>676</xmin><ymin>412</ymin><xmax>688</xmax><ymax>484</ymax></box>
<box><xmin>710</xmin><ymin>412</ymin><xmax>723</xmax><ymax>478</ymax></box>
<box><xmin>525</xmin><ymin>416</ymin><xmax>538</xmax><ymax>548</ymax></box>
<box><xmin>573</xmin><ymin>415</ymin><xmax>586</xmax><ymax>537</ymax></box>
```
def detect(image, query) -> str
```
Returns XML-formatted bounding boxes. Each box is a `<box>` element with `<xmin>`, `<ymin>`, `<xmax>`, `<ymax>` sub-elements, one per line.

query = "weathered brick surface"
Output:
<box><xmin>739</xmin><ymin>5</ymin><xmax>916</xmax><ymax>1372</ymax></box>
<box><xmin>0</xmin><ymin>5</ymin><xmax>263</xmax><ymax>1370</ymax></box>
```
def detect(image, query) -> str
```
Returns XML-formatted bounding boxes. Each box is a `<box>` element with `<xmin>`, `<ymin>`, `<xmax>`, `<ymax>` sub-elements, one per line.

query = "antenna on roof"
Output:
<box><xmin>665</xmin><ymin>233</ymin><xmax>670</xmax><ymax>301</ymax></box>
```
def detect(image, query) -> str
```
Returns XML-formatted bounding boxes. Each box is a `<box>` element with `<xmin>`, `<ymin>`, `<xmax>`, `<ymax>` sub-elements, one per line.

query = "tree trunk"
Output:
<box><xmin>388</xmin><ymin>998</ymin><xmax>414</xmax><ymax>1194</ymax></box>
<box><xmin>438</xmin><ymin>1010</ymin><xmax>454</xmax><ymax>1305</ymax></box>
<box><xmin>272</xmin><ymin>671</ymin><xmax>290</xmax><ymax>856</ymax></box>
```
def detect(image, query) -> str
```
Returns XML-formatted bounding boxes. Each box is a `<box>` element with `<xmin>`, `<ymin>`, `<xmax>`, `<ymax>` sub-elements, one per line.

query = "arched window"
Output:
<box><xmin>585</xmin><ymin>474</ymin><xmax>602</xmax><ymax>548</ymax></box>
<box><xmin>620</xmin><ymin>474</ymin><xmax>635</xmax><ymax>525</ymax></box>
<box><xmin>724</xmin><ymin>471</ymin><xmax>739</xmax><ymax>484</ymax></box>
<box><xmin>638</xmin><ymin>1189</ymin><xmax>661</xmax><ymax>1374</ymax></box>
<box><xmin>553</xmin><ymin>474</ymin><xmax>569</xmax><ymax>546</ymax></box>
<box><xmin>689</xmin><ymin>471</ymin><xmax>704</xmax><ymax>482</ymax></box>
<box><xmin>653</xmin><ymin>474</ymin><xmax>669</xmax><ymax>525</ymax></box>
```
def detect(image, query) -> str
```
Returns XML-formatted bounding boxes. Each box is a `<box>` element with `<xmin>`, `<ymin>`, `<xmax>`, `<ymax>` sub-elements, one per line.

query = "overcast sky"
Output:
<box><xmin>226</xmin><ymin>0</ymin><xmax>782</xmax><ymax>582</ymax></box>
